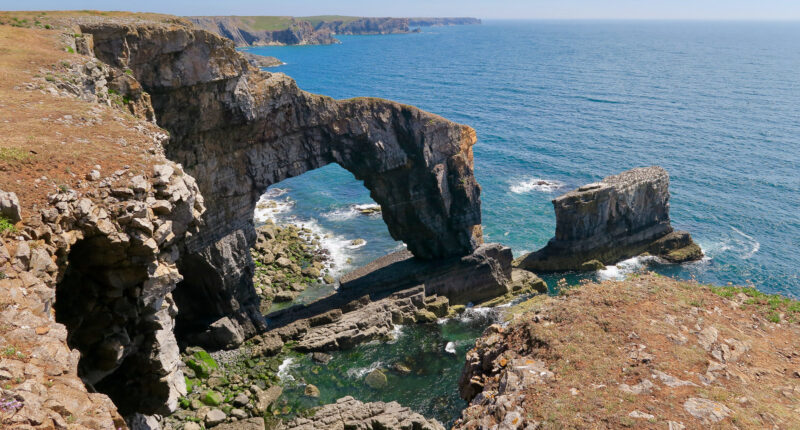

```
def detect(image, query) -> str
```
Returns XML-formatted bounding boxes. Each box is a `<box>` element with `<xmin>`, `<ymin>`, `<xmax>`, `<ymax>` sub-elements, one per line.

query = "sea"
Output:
<box><xmin>243</xmin><ymin>20</ymin><xmax>800</xmax><ymax>424</ymax></box>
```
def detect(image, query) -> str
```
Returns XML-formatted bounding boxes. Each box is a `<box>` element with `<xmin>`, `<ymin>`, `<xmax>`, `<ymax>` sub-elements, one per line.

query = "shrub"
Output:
<box><xmin>0</xmin><ymin>217</ymin><xmax>16</xmax><ymax>234</ymax></box>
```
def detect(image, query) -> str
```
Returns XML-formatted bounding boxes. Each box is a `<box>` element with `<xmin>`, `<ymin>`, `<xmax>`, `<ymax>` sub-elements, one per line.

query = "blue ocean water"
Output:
<box><xmin>246</xmin><ymin>20</ymin><xmax>800</xmax><ymax>298</ymax></box>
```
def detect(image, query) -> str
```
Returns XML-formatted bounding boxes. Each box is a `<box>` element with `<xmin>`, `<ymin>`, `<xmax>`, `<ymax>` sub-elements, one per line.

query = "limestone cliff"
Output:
<box><xmin>515</xmin><ymin>166</ymin><xmax>702</xmax><ymax>272</ymax></box>
<box><xmin>188</xmin><ymin>17</ymin><xmax>337</xmax><ymax>46</ymax></box>
<box><xmin>77</xmin><ymin>19</ymin><xmax>483</xmax><ymax>346</ymax></box>
<box><xmin>1</xmin><ymin>12</ymin><xmax>486</xmax><ymax>428</ymax></box>
<box><xmin>189</xmin><ymin>16</ymin><xmax>481</xmax><ymax>47</ymax></box>
<box><xmin>408</xmin><ymin>18</ymin><xmax>482</xmax><ymax>27</ymax></box>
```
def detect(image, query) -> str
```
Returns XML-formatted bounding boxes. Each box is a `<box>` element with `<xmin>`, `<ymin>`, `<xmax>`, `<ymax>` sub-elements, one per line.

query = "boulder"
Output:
<box><xmin>205</xmin><ymin>317</ymin><xmax>245</xmax><ymax>349</ymax></box>
<box><xmin>185</xmin><ymin>349</ymin><xmax>218</xmax><ymax>379</ymax></box>
<box><xmin>204</xmin><ymin>408</ymin><xmax>226</xmax><ymax>426</ymax></box>
<box><xmin>365</xmin><ymin>369</ymin><xmax>388</xmax><ymax>389</ymax></box>
<box><xmin>304</xmin><ymin>384</ymin><xmax>320</xmax><ymax>398</ymax></box>
<box><xmin>0</xmin><ymin>190</ymin><xmax>21</xmax><ymax>223</ymax></box>
<box><xmin>213</xmin><ymin>417</ymin><xmax>265</xmax><ymax>430</ymax></box>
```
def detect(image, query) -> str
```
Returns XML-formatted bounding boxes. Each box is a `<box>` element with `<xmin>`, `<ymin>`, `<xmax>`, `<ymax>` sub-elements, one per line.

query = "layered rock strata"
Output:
<box><xmin>79</xmin><ymin>20</ymin><xmax>483</xmax><ymax>342</ymax></box>
<box><xmin>281</xmin><ymin>396</ymin><xmax>445</xmax><ymax>430</ymax></box>
<box><xmin>515</xmin><ymin>166</ymin><xmax>702</xmax><ymax>272</ymax></box>
<box><xmin>188</xmin><ymin>17</ymin><xmax>337</xmax><ymax>46</ymax></box>
<box><xmin>339</xmin><ymin>243</ymin><xmax>513</xmax><ymax>305</ymax></box>
<box><xmin>0</xmin><ymin>160</ymin><xmax>205</xmax><ymax>427</ymax></box>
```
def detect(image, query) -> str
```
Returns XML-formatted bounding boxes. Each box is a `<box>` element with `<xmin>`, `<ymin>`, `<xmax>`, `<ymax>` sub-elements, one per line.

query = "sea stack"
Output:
<box><xmin>515</xmin><ymin>166</ymin><xmax>702</xmax><ymax>272</ymax></box>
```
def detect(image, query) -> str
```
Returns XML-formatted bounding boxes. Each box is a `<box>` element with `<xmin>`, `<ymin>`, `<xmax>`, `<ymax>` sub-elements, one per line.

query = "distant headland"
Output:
<box><xmin>188</xmin><ymin>15</ymin><xmax>481</xmax><ymax>47</ymax></box>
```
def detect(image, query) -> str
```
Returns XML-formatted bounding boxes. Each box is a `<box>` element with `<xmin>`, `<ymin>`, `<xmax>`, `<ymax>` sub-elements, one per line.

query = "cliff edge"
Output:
<box><xmin>457</xmin><ymin>273</ymin><xmax>800</xmax><ymax>429</ymax></box>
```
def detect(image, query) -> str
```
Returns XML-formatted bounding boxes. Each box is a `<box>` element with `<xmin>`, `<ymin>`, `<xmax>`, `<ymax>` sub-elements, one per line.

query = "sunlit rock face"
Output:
<box><xmin>515</xmin><ymin>166</ymin><xmax>702</xmax><ymax>272</ymax></box>
<box><xmin>82</xmin><ymin>20</ymin><xmax>483</xmax><ymax>342</ymax></box>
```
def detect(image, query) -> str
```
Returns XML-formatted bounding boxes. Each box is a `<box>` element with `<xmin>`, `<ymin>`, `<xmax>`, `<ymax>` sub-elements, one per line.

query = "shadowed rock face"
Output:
<box><xmin>80</xmin><ymin>21</ymin><xmax>483</xmax><ymax>341</ymax></box>
<box><xmin>515</xmin><ymin>166</ymin><xmax>702</xmax><ymax>271</ymax></box>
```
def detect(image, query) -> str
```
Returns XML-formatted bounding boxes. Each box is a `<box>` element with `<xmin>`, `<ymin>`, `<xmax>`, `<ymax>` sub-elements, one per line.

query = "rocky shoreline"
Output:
<box><xmin>189</xmin><ymin>16</ymin><xmax>482</xmax><ymax>47</ymax></box>
<box><xmin>1</xmin><ymin>11</ymin><xmax>798</xmax><ymax>430</ymax></box>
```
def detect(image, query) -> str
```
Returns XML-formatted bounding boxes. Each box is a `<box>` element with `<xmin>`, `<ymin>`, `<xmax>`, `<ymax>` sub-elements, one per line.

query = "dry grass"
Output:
<box><xmin>0</xmin><ymin>23</ymin><xmax>164</xmax><ymax>215</ymax></box>
<box><xmin>494</xmin><ymin>273</ymin><xmax>800</xmax><ymax>429</ymax></box>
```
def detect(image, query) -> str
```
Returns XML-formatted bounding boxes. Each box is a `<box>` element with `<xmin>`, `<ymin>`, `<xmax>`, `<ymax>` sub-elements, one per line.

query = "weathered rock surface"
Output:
<box><xmin>189</xmin><ymin>16</ymin><xmax>337</xmax><ymax>46</ymax></box>
<box><xmin>0</xmin><ymin>189</ymin><xmax>22</xmax><ymax>222</ymax></box>
<box><xmin>241</xmin><ymin>51</ymin><xmax>283</xmax><ymax>68</ymax></box>
<box><xmin>515</xmin><ymin>166</ymin><xmax>702</xmax><ymax>272</ymax></box>
<box><xmin>281</xmin><ymin>396</ymin><xmax>445</xmax><ymax>430</ymax></box>
<box><xmin>454</xmin><ymin>273</ymin><xmax>800</xmax><ymax>429</ymax></box>
<box><xmin>80</xmin><ymin>19</ymin><xmax>483</xmax><ymax>343</ymax></box>
<box><xmin>340</xmin><ymin>243</ymin><xmax>513</xmax><ymax>305</ymax></box>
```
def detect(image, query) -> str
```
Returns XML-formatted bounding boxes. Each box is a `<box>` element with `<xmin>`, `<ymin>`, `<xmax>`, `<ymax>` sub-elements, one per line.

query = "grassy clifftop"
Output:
<box><xmin>458</xmin><ymin>273</ymin><xmax>800</xmax><ymax>429</ymax></box>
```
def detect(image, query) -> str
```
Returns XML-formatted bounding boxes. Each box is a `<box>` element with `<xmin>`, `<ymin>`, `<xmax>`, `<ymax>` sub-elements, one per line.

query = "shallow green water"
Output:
<box><xmin>274</xmin><ymin>308</ymin><xmax>503</xmax><ymax>426</ymax></box>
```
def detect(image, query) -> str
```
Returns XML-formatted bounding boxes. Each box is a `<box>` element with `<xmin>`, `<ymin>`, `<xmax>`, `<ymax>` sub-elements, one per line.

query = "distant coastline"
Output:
<box><xmin>188</xmin><ymin>15</ymin><xmax>481</xmax><ymax>47</ymax></box>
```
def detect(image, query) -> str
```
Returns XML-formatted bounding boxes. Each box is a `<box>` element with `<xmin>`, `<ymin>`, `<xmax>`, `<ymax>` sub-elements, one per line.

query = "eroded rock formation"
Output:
<box><xmin>79</xmin><ymin>20</ymin><xmax>484</xmax><ymax>343</ymax></box>
<box><xmin>281</xmin><ymin>396</ymin><xmax>445</xmax><ymax>430</ymax></box>
<box><xmin>515</xmin><ymin>166</ymin><xmax>702</xmax><ymax>272</ymax></box>
<box><xmin>188</xmin><ymin>17</ymin><xmax>337</xmax><ymax>46</ymax></box>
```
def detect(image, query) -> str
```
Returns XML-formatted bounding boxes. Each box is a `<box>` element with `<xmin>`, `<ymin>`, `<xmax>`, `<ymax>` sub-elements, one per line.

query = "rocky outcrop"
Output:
<box><xmin>315</xmin><ymin>18</ymin><xmax>410</xmax><ymax>35</ymax></box>
<box><xmin>408</xmin><ymin>18</ymin><xmax>482</xmax><ymax>27</ymax></box>
<box><xmin>0</xmin><ymin>161</ymin><xmax>205</xmax><ymax>428</ymax></box>
<box><xmin>188</xmin><ymin>17</ymin><xmax>336</xmax><ymax>46</ymax></box>
<box><xmin>189</xmin><ymin>16</ymin><xmax>481</xmax><ymax>47</ymax></box>
<box><xmin>515</xmin><ymin>167</ymin><xmax>702</xmax><ymax>272</ymax></box>
<box><xmin>241</xmin><ymin>52</ymin><xmax>283</xmax><ymax>68</ymax></box>
<box><xmin>281</xmin><ymin>396</ymin><xmax>445</xmax><ymax>430</ymax></box>
<box><xmin>455</xmin><ymin>273</ymin><xmax>800</xmax><ymax>429</ymax></box>
<box><xmin>340</xmin><ymin>243</ymin><xmax>513</xmax><ymax>305</ymax></box>
<box><xmin>79</xmin><ymin>20</ymin><xmax>483</xmax><ymax>343</ymax></box>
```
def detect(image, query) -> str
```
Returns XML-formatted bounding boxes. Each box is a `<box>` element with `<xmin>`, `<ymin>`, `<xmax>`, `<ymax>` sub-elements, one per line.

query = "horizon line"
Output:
<box><xmin>4</xmin><ymin>10</ymin><xmax>800</xmax><ymax>22</ymax></box>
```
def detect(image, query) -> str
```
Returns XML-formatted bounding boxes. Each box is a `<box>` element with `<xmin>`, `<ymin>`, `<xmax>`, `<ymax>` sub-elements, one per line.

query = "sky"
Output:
<box><xmin>2</xmin><ymin>0</ymin><xmax>800</xmax><ymax>21</ymax></box>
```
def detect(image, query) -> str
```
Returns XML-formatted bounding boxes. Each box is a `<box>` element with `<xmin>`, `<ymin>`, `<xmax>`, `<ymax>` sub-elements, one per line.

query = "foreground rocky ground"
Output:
<box><xmin>457</xmin><ymin>273</ymin><xmax>800</xmax><ymax>429</ymax></box>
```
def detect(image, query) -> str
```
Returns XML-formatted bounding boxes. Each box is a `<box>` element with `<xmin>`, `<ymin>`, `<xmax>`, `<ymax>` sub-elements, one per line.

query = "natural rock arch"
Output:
<box><xmin>82</xmin><ymin>21</ymin><xmax>483</xmax><ymax>341</ymax></box>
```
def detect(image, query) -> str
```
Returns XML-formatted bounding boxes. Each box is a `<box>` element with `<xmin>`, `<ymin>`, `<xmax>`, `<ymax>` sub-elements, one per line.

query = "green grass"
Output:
<box><xmin>0</xmin><ymin>217</ymin><xmax>16</xmax><ymax>234</ymax></box>
<box><xmin>0</xmin><ymin>147</ymin><xmax>32</xmax><ymax>162</ymax></box>
<box><xmin>238</xmin><ymin>16</ymin><xmax>294</xmax><ymax>31</ymax></box>
<box><xmin>710</xmin><ymin>285</ymin><xmax>800</xmax><ymax>322</ymax></box>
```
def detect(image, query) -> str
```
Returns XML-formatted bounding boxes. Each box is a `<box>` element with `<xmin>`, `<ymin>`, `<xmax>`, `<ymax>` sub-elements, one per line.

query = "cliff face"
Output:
<box><xmin>408</xmin><ymin>17</ymin><xmax>482</xmax><ymax>26</ymax></box>
<box><xmin>79</xmin><ymin>20</ymin><xmax>483</xmax><ymax>345</ymax></box>
<box><xmin>189</xmin><ymin>17</ymin><xmax>337</xmax><ymax>46</ymax></box>
<box><xmin>515</xmin><ymin>166</ymin><xmax>702</xmax><ymax>271</ymax></box>
<box><xmin>316</xmin><ymin>18</ymin><xmax>410</xmax><ymax>35</ymax></box>
<box><xmin>189</xmin><ymin>16</ymin><xmax>481</xmax><ymax>47</ymax></box>
<box><xmin>0</xmin><ymin>18</ymin><xmax>212</xmax><ymax>427</ymax></box>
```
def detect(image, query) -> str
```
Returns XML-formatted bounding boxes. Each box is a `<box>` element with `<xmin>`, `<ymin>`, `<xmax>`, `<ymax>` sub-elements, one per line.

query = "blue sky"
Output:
<box><xmin>3</xmin><ymin>0</ymin><xmax>800</xmax><ymax>20</ymax></box>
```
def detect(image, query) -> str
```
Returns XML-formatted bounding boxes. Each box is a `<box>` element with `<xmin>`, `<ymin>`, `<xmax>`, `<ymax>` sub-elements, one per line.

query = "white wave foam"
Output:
<box><xmin>731</xmin><ymin>227</ymin><xmax>760</xmax><ymax>259</ymax></box>
<box><xmin>510</xmin><ymin>178</ymin><xmax>565</xmax><ymax>194</ymax></box>
<box><xmin>253</xmin><ymin>188</ymin><xmax>294</xmax><ymax>223</ymax></box>
<box><xmin>444</xmin><ymin>342</ymin><xmax>456</xmax><ymax>354</ymax></box>
<box><xmin>387</xmin><ymin>324</ymin><xmax>404</xmax><ymax>344</ymax></box>
<box><xmin>288</xmin><ymin>218</ymin><xmax>358</xmax><ymax>277</ymax></box>
<box><xmin>323</xmin><ymin>203</ymin><xmax>382</xmax><ymax>221</ymax></box>
<box><xmin>346</xmin><ymin>361</ymin><xmax>383</xmax><ymax>379</ymax></box>
<box><xmin>597</xmin><ymin>255</ymin><xmax>659</xmax><ymax>281</ymax></box>
<box><xmin>277</xmin><ymin>357</ymin><xmax>296</xmax><ymax>382</ymax></box>
<box><xmin>347</xmin><ymin>240</ymin><xmax>367</xmax><ymax>249</ymax></box>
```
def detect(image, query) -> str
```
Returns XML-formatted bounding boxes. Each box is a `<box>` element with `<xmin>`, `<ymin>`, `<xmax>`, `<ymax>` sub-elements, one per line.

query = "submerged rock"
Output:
<box><xmin>365</xmin><ymin>369</ymin><xmax>388</xmax><ymax>389</ymax></box>
<box><xmin>515</xmin><ymin>166</ymin><xmax>703</xmax><ymax>272</ymax></box>
<box><xmin>304</xmin><ymin>383</ymin><xmax>321</xmax><ymax>397</ymax></box>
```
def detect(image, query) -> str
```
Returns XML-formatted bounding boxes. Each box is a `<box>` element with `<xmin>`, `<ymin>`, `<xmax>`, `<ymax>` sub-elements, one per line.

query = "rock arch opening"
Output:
<box><xmin>81</xmin><ymin>21</ymin><xmax>485</xmax><ymax>346</ymax></box>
